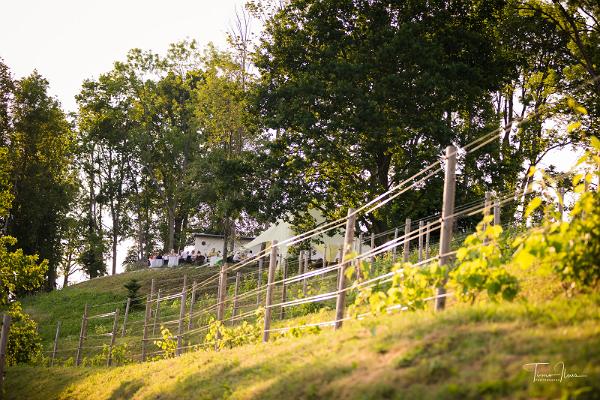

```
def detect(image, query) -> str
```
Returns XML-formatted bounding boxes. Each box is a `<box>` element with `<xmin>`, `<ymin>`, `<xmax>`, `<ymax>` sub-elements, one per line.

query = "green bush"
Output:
<box><xmin>5</xmin><ymin>301</ymin><xmax>43</xmax><ymax>366</ymax></box>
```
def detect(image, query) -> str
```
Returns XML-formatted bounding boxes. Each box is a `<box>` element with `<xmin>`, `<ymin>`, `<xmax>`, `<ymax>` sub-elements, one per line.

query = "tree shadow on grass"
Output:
<box><xmin>109</xmin><ymin>379</ymin><xmax>144</xmax><ymax>400</ymax></box>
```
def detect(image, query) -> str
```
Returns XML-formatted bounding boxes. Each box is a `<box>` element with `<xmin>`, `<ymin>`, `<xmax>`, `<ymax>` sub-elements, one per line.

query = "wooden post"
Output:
<box><xmin>75</xmin><ymin>303</ymin><xmax>88</xmax><ymax>366</ymax></box>
<box><xmin>121</xmin><ymin>298</ymin><xmax>131</xmax><ymax>337</ymax></box>
<box><xmin>336</xmin><ymin>248</ymin><xmax>344</xmax><ymax>287</ymax></box>
<box><xmin>231</xmin><ymin>272</ymin><xmax>241</xmax><ymax>323</ymax></box>
<box><xmin>107</xmin><ymin>308</ymin><xmax>120</xmax><ymax>366</ymax></box>
<box><xmin>558</xmin><ymin>187</ymin><xmax>565</xmax><ymax>220</ymax></box>
<box><xmin>217</xmin><ymin>259</ymin><xmax>228</xmax><ymax>324</ymax></box>
<box><xmin>392</xmin><ymin>228</ymin><xmax>399</xmax><ymax>262</ymax></box>
<box><xmin>435</xmin><ymin>146</ymin><xmax>457</xmax><ymax>311</ymax></box>
<box><xmin>358</xmin><ymin>233</ymin><xmax>364</xmax><ymax>255</ymax></box>
<box><xmin>418</xmin><ymin>221</ymin><xmax>424</xmax><ymax>262</ymax></box>
<box><xmin>176</xmin><ymin>275</ymin><xmax>187</xmax><ymax>356</ymax></box>
<box><xmin>302</xmin><ymin>250</ymin><xmax>309</xmax><ymax>297</ymax></box>
<box><xmin>403</xmin><ymin>218</ymin><xmax>411</xmax><ymax>262</ymax></box>
<box><xmin>493</xmin><ymin>198</ymin><xmax>501</xmax><ymax>226</ymax></box>
<box><xmin>484</xmin><ymin>191</ymin><xmax>491</xmax><ymax>217</ymax></box>
<box><xmin>483</xmin><ymin>192</ymin><xmax>491</xmax><ymax>244</ymax></box>
<box><xmin>256</xmin><ymin>257</ymin><xmax>264</xmax><ymax>306</ymax></box>
<box><xmin>335</xmin><ymin>209</ymin><xmax>356</xmax><ymax>330</ymax></box>
<box><xmin>141</xmin><ymin>279</ymin><xmax>155</xmax><ymax>362</ymax></box>
<box><xmin>51</xmin><ymin>321</ymin><xmax>61</xmax><ymax>366</ymax></box>
<box><xmin>425</xmin><ymin>222</ymin><xmax>431</xmax><ymax>260</ymax></box>
<box><xmin>152</xmin><ymin>289</ymin><xmax>161</xmax><ymax>336</ymax></box>
<box><xmin>370</xmin><ymin>233</ymin><xmax>375</xmax><ymax>273</ymax></box>
<box><xmin>0</xmin><ymin>314</ymin><xmax>11</xmax><ymax>392</ymax></box>
<box><xmin>263</xmin><ymin>240</ymin><xmax>278</xmax><ymax>342</ymax></box>
<box><xmin>188</xmin><ymin>281</ymin><xmax>197</xmax><ymax>331</ymax></box>
<box><xmin>280</xmin><ymin>258</ymin><xmax>288</xmax><ymax>320</ymax></box>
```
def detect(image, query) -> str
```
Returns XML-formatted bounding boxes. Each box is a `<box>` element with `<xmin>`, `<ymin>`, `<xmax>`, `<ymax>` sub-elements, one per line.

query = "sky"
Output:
<box><xmin>0</xmin><ymin>0</ymin><xmax>248</xmax><ymax>113</ymax></box>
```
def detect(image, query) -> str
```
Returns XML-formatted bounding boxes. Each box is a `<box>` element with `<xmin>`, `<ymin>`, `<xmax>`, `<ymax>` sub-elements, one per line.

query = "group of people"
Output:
<box><xmin>148</xmin><ymin>249</ymin><xmax>207</xmax><ymax>267</ymax></box>
<box><xmin>148</xmin><ymin>248</ymin><xmax>255</xmax><ymax>268</ymax></box>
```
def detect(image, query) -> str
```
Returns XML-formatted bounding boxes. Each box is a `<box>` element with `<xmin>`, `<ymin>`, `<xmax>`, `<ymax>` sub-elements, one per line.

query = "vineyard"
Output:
<box><xmin>1</xmin><ymin>1</ymin><xmax>599</xmax><ymax>398</ymax></box>
<box><xmin>4</xmin><ymin>124</ymin><xmax>600</xmax><ymax>398</ymax></box>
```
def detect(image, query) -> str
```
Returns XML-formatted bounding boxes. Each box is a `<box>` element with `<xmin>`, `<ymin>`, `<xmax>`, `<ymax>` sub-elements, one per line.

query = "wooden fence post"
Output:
<box><xmin>263</xmin><ymin>240</ymin><xmax>278</xmax><ymax>342</ymax></box>
<box><xmin>216</xmin><ymin>260</ymin><xmax>228</xmax><ymax>349</ymax></box>
<box><xmin>435</xmin><ymin>146</ymin><xmax>457</xmax><ymax>311</ymax></box>
<box><xmin>336</xmin><ymin>248</ymin><xmax>343</xmax><ymax>286</ymax></box>
<box><xmin>51</xmin><ymin>321</ymin><xmax>61</xmax><ymax>366</ymax></box>
<box><xmin>141</xmin><ymin>279</ymin><xmax>155</xmax><ymax>362</ymax></box>
<box><xmin>403</xmin><ymin>218</ymin><xmax>411</xmax><ymax>262</ymax></box>
<box><xmin>425</xmin><ymin>222</ymin><xmax>431</xmax><ymax>259</ymax></box>
<box><xmin>75</xmin><ymin>303</ymin><xmax>88</xmax><ymax>366</ymax></box>
<box><xmin>370</xmin><ymin>233</ymin><xmax>375</xmax><ymax>273</ymax></box>
<box><xmin>152</xmin><ymin>289</ymin><xmax>161</xmax><ymax>336</ymax></box>
<box><xmin>335</xmin><ymin>209</ymin><xmax>356</xmax><ymax>330</ymax></box>
<box><xmin>121</xmin><ymin>298</ymin><xmax>131</xmax><ymax>338</ymax></box>
<box><xmin>483</xmin><ymin>192</ymin><xmax>491</xmax><ymax>244</ymax></box>
<box><xmin>280</xmin><ymin>258</ymin><xmax>288</xmax><ymax>320</ymax></box>
<box><xmin>176</xmin><ymin>275</ymin><xmax>188</xmax><ymax>356</ymax></box>
<box><xmin>302</xmin><ymin>250</ymin><xmax>309</xmax><ymax>297</ymax></box>
<box><xmin>418</xmin><ymin>221</ymin><xmax>424</xmax><ymax>262</ymax></box>
<box><xmin>188</xmin><ymin>281</ymin><xmax>197</xmax><ymax>331</ymax></box>
<box><xmin>392</xmin><ymin>228</ymin><xmax>399</xmax><ymax>262</ymax></box>
<box><xmin>357</xmin><ymin>233</ymin><xmax>364</xmax><ymax>279</ymax></box>
<box><xmin>107</xmin><ymin>309</ymin><xmax>119</xmax><ymax>366</ymax></box>
<box><xmin>493</xmin><ymin>197</ymin><xmax>501</xmax><ymax>226</ymax></box>
<box><xmin>231</xmin><ymin>273</ymin><xmax>241</xmax><ymax>323</ymax></box>
<box><xmin>0</xmin><ymin>314</ymin><xmax>11</xmax><ymax>392</ymax></box>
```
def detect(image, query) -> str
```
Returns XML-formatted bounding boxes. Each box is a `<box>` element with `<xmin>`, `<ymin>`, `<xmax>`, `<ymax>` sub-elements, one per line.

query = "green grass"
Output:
<box><xmin>10</xmin><ymin>249</ymin><xmax>600</xmax><ymax>399</ymax></box>
<box><xmin>6</xmin><ymin>292</ymin><xmax>599</xmax><ymax>399</ymax></box>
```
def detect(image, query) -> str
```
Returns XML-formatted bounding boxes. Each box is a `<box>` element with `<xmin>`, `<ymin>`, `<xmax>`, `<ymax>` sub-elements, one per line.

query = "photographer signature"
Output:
<box><xmin>523</xmin><ymin>362</ymin><xmax>587</xmax><ymax>382</ymax></box>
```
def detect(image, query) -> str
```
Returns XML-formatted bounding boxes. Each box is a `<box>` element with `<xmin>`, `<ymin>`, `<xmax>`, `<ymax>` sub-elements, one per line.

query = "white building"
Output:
<box><xmin>193</xmin><ymin>233</ymin><xmax>260</xmax><ymax>258</ymax></box>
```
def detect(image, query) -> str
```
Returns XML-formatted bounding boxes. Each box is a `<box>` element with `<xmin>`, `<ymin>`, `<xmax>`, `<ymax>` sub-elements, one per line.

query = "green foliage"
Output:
<box><xmin>254</xmin><ymin>0</ymin><xmax>514</xmax><ymax>232</ymax></box>
<box><xmin>513</xmin><ymin>137</ymin><xmax>600</xmax><ymax>291</ymax></box>
<box><xmin>123</xmin><ymin>279</ymin><xmax>142</xmax><ymax>309</ymax></box>
<box><xmin>152</xmin><ymin>326</ymin><xmax>177</xmax><ymax>360</ymax></box>
<box><xmin>5</xmin><ymin>70</ymin><xmax>77</xmax><ymax>290</ymax></box>
<box><xmin>83</xmin><ymin>343</ymin><xmax>132</xmax><ymax>367</ymax></box>
<box><xmin>450</xmin><ymin>216</ymin><xmax>519</xmax><ymax>303</ymax></box>
<box><xmin>5</xmin><ymin>301</ymin><xmax>43</xmax><ymax>366</ymax></box>
<box><xmin>0</xmin><ymin>236</ymin><xmax>48</xmax><ymax>305</ymax></box>
<box><xmin>349</xmin><ymin>260</ymin><xmax>446</xmax><ymax>316</ymax></box>
<box><xmin>205</xmin><ymin>308</ymin><xmax>264</xmax><ymax>350</ymax></box>
<box><xmin>78</xmin><ymin>229</ymin><xmax>107</xmax><ymax>279</ymax></box>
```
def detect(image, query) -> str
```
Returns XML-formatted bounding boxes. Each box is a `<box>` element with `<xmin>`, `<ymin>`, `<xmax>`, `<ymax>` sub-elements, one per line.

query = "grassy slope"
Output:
<box><xmin>20</xmin><ymin>266</ymin><xmax>217</xmax><ymax>345</ymax></box>
<box><xmin>7</xmin><ymin>284</ymin><xmax>600</xmax><ymax>399</ymax></box>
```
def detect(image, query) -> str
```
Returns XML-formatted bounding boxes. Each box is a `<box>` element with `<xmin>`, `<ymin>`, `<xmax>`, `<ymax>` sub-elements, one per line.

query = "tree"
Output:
<box><xmin>77</xmin><ymin>71</ymin><xmax>135</xmax><ymax>275</ymax></box>
<box><xmin>518</xmin><ymin>0</ymin><xmax>600</xmax><ymax>135</ymax></box>
<box><xmin>58</xmin><ymin>213</ymin><xmax>85</xmax><ymax>287</ymax></box>
<box><xmin>254</xmin><ymin>0</ymin><xmax>513</xmax><ymax>235</ymax></box>
<box><xmin>114</xmin><ymin>41</ymin><xmax>205</xmax><ymax>253</ymax></box>
<box><xmin>6</xmin><ymin>71</ymin><xmax>77</xmax><ymax>290</ymax></box>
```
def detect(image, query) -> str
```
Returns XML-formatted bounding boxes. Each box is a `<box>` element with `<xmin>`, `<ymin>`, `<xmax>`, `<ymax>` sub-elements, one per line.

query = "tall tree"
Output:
<box><xmin>77</xmin><ymin>71</ymin><xmax>135</xmax><ymax>275</ymax></box>
<box><xmin>7</xmin><ymin>72</ymin><xmax>77</xmax><ymax>290</ymax></box>
<box><xmin>254</xmin><ymin>0</ymin><xmax>513</xmax><ymax>235</ymax></box>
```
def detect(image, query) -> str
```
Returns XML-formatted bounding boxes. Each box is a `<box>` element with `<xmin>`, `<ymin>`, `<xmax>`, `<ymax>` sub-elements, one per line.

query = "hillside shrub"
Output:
<box><xmin>123</xmin><ymin>278</ymin><xmax>142</xmax><ymax>309</ymax></box>
<box><xmin>5</xmin><ymin>301</ymin><xmax>43</xmax><ymax>366</ymax></box>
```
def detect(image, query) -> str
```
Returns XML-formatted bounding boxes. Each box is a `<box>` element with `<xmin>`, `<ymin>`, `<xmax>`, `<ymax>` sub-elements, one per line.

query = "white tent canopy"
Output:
<box><xmin>242</xmin><ymin>210</ymin><xmax>369</xmax><ymax>261</ymax></box>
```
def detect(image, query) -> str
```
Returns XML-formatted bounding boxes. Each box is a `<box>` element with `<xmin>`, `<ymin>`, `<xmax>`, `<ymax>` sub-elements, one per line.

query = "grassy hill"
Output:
<box><xmin>7</xmin><ymin>292</ymin><xmax>600</xmax><ymax>399</ymax></box>
<box><xmin>6</xmin><ymin>262</ymin><xmax>600</xmax><ymax>399</ymax></box>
